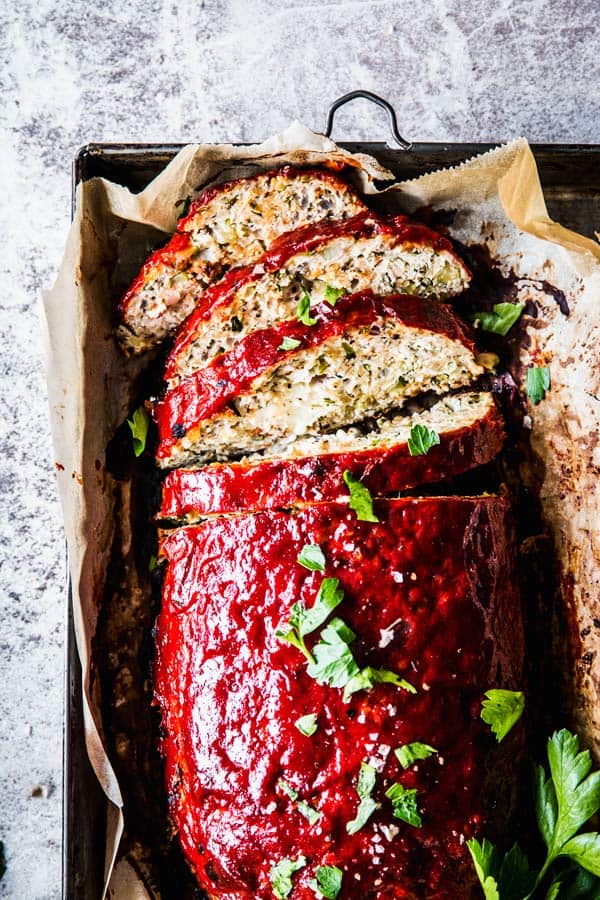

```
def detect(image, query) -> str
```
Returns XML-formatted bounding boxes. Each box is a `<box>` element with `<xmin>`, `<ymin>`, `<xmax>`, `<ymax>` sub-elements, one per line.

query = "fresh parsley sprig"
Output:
<box><xmin>407</xmin><ymin>424</ymin><xmax>440</xmax><ymax>457</ymax></box>
<box><xmin>324</xmin><ymin>285</ymin><xmax>346</xmax><ymax>306</ymax></box>
<box><xmin>481</xmin><ymin>689</ymin><xmax>525</xmax><ymax>742</ymax></box>
<box><xmin>276</xmin><ymin>578</ymin><xmax>344</xmax><ymax>663</ymax></box>
<box><xmin>471</xmin><ymin>302</ymin><xmax>524</xmax><ymax>336</ymax></box>
<box><xmin>127</xmin><ymin>406</ymin><xmax>150</xmax><ymax>457</ymax></box>
<box><xmin>297</xmin><ymin>544</ymin><xmax>326</xmax><ymax>572</ymax></box>
<box><xmin>385</xmin><ymin>782</ymin><xmax>422</xmax><ymax>827</ymax></box>
<box><xmin>343</xmin><ymin>665</ymin><xmax>416</xmax><ymax>701</ymax></box>
<box><xmin>468</xmin><ymin>729</ymin><xmax>600</xmax><ymax>898</ymax></box>
<box><xmin>270</xmin><ymin>856</ymin><xmax>306</xmax><ymax>899</ymax></box>
<box><xmin>346</xmin><ymin>761</ymin><xmax>380</xmax><ymax>834</ymax></box>
<box><xmin>395</xmin><ymin>742</ymin><xmax>438</xmax><ymax>769</ymax></box>
<box><xmin>526</xmin><ymin>366</ymin><xmax>551</xmax><ymax>405</ymax></box>
<box><xmin>295</xmin><ymin>713</ymin><xmax>318</xmax><ymax>736</ymax></box>
<box><xmin>279</xmin><ymin>336</ymin><xmax>302</xmax><ymax>351</ymax></box>
<box><xmin>297</xmin><ymin>290</ymin><xmax>317</xmax><ymax>326</ymax></box>
<box><xmin>343</xmin><ymin>470</ymin><xmax>379</xmax><ymax>522</ymax></box>
<box><xmin>308</xmin><ymin>864</ymin><xmax>343</xmax><ymax>898</ymax></box>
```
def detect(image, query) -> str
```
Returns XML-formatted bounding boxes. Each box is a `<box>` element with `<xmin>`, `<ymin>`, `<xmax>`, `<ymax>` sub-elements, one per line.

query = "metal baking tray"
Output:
<box><xmin>63</xmin><ymin>91</ymin><xmax>600</xmax><ymax>899</ymax></box>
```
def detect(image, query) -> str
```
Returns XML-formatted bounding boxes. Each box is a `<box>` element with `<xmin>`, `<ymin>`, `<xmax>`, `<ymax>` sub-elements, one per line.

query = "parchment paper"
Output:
<box><xmin>43</xmin><ymin>123</ymin><xmax>600</xmax><ymax>898</ymax></box>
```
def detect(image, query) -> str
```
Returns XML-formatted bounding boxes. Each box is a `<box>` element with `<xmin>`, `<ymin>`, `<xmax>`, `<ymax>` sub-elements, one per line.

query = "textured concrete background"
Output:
<box><xmin>0</xmin><ymin>0</ymin><xmax>598</xmax><ymax>897</ymax></box>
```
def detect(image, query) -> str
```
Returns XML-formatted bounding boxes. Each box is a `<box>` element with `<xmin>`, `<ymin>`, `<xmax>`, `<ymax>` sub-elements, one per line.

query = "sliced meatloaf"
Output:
<box><xmin>154</xmin><ymin>496</ymin><xmax>524</xmax><ymax>899</ymax></box>
<box><xmin>153</xmin><ymin>292</ymin><xmax>483</xmax><ymax>468</ymax></box>
<box><xmin>118</xmin><ymin>166</ymin><xmax>366</xmax><ymax>353</ymax></box>
<box><xmin>159</xmin><ymin>392</ymin><xmax>503</xmax><ymax>519</ymax></box>
<box><xmin>165</xmin><ymin>213</ymin><xmax>471</xmax><ymax>385</ymax></box>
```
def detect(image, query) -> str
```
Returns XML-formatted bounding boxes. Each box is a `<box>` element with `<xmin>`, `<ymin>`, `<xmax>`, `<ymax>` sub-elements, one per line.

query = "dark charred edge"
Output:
<box><xmin>94</xmin><ymin>454</ymin><xmax>206</xmax><ymax>899</ymax></box>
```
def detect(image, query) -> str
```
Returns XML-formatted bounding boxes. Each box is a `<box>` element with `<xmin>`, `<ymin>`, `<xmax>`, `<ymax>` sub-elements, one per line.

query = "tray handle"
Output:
<box><xmin>325</xmin><ymin>91</ymin><xmax>412</xmax><ymax>150</ymax></box>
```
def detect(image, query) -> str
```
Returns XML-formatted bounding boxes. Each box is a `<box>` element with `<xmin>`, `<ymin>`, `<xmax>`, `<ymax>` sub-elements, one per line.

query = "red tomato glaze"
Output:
<box><xmin>154</xmin><ymin>496</ymin><xmax>524</xmax><ymax>899</ymax></box>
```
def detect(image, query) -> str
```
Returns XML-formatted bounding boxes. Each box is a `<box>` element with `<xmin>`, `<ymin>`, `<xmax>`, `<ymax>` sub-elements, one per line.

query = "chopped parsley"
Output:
<box><xmin>277</xmin><ymin>780</ymin><xmax>321</xmax><ymax>825</ymax></box>
<box><xmin>343</xmin><ymin>666</ymin><xmax>416</xmax><ymax>702</ymax></box>
<box><xmin>295</xmin><ymin>714</ymin><xmax>318</xmax><ymax>736</ymax></box>
<box><xmin>127</xmin><ymin>406</ymin><xmax>150</xmax><ymax>457</ymax></box>
<box><xmin>276</xmin><ymin>578</ymin><xmax>344</xmax><ymax>662</ymax></box>
<box><xmin>297</xmin><ymin>544</ymin><xmax>326</xmax><ymax>572</ymax></box>
<box><xmin>468</xmin><ymin>728</ymin><xmax>600</xmax><ymax>898</ymax></box>
<box><xmin>297</xmin><ymin>290</ymin><xmax>317</xmax><ymax>326</ymax></box>
<box><xmin>279</xmin><ymin>336</ymin><xmax>302</xmax><ymax>351</ymax></box>
<box><xmin>385</xmin><ymin>782</ymin><xmax>422</xmax><ymax>827</ymax></box>
<box><xmin>148</xmin><ymin>554</ymin><xmax>158</xmax><ymax>573</ymax></box>
<box><xmin>308</xmin><ymin>865</ymin><xmax>343</xmax><ymax>898</ymax></box>
<box><xmin>407</xmin><ymin>424</ymin><xmax>440</xmax><ymax>457</ymax></box>
<box><xmin>307</xmin><ymin>617</ymin><xmax>360</xmax><ymax>688</ymax></box>
<box><xmin>526</xmin><ymin>365</ymin><xmax>551</xmax><ymax>405</ymax></box>
<box><xmin>470</xmin><ymin>302</ymin><xmax>524</xmax><ymax>336</ymax></box>
<box><xmin>230</xmin><ymin>315</ymin><xmax>243</xmax><ymax>332</ymax></box>
<box><xmin>270</xmin><ymin>856</ymin><xmax>307</xmax><ymax>899</ymax></box>
<box><xmin>342</xmin><ymin>341</ymin><xmax>356</xmax><ymax>360</ymax></box>
<box><xmin>346</xmin><ymin>762</ymin><xmax>379</xmax><ymax>834</ymax></box>
<box><xmin>395</xmin><ymin>742</ymin><xmax>437</xmax><ymax>769</ymax></box>
<box><xmin>481</xmin><ymin>689</ymin><xmax>525</xmax><ymax>742</ymax></box>
<box><xmin>324</xmin><ymin>285</ymin><xmax>346</xmax><ymax>306</ymax></box>
<box><xmin>343</xmin><ymin>470</ymin><xmax>379</xmax><ymax>523</ymax></box>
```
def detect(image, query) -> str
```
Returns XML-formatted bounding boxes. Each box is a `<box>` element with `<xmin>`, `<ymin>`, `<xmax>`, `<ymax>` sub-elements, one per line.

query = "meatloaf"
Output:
<box><xmin>164</xmin><ymin>213</ymin><xmax>471</xmax><ymax>385</ymax></box>
<box><xmin>154</xmin><ymin>496</ymin><xmax>524</xmax><ymax>899</ymax></box>
<box><xmin>154</xmin><ymin>292</ymin><xmax>483</xmax><ymax>468</ymax></box>
<box><xmin>159</xmin><ymin>392</ymin><xmax>504</xmax><ymax>519</ymax></box>
<box><xmin>118</xmin><ymin>167</ymin><xmax>366</xmax><ymax>353</ymax></box>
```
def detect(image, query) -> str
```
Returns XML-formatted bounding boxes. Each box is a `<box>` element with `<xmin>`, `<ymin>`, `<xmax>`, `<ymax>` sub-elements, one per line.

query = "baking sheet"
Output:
<box><xmin>43</xmin><ymin>124</ymin><xmax>600</xmax><ymax>897</ymax></box>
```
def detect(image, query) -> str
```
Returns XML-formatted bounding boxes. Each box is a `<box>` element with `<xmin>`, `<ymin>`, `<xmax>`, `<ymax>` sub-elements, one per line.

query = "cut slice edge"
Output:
<box><xmin>165</xmin><ymin>212</ymin><xmax>472</xmax><ymax>385</ymax></box>
<box><xmin>154</xmin><ymin>291</ymin><xmax>483</xmax><ymax>468</ymax></box>
<box><xmin>117</xmin><ymin>166</ymin><xmax>366</xmax><ymax>354</ymax></box>
<box><xmin>159</xmin><ymin>392</ymin><xmax>504</xmax><ymax>519</ymax></box>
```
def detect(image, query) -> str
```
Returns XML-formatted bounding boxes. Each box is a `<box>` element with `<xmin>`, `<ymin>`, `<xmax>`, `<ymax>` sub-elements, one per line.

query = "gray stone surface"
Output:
<box><xmin>0</xmin><ymin>0</ymin><xmax>598</xmax><ymax>897</ymax></box>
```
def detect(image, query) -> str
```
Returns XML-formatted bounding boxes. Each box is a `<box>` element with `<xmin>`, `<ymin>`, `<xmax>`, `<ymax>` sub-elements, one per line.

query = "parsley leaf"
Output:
<box><xmin>346</xmin><ymin>762</ymin><xmax>379</xmax><ymax>834</ymax></box>
<box><xmin>270</xmin><ymin>856</ymin><xmax>307</xmax><ymax>899</ymax></box>
<box><xmin>467</xmin><ymin>839</ymin><xmax>501</xmax><ymax>900</ymax></box>
<box><xmin>278</xmin><ymin>780</ymin><xmax>321</xmax><ymax>825</ymax></box>
<box><xmin>481</xmin><ymin>689</ymin><xmax>525</xmax><ymax>742</ymax></box>
<box><xmin>295</xmin><ymin>714</ymin><xmax>318</xmax><ymax>736</ymax></box>
<box><xmin>308</xmin><ymin>864</ymin><xmax>343</xmax><ymax>898</ymax></box>
<box><xmin>307</xmin><ymin>618</ymin><xmax>360</xmax><ymax>688</ymax></box>
<box><xmin>471</xmin><ymin>302</ymin><xmax>524</xmax><ymax>336</ymax></box>
<box><xmin>342</xmin><ymin>341</ymin><xmax>356</xmax><ymax>359</ymax></box>
<box><xmin>148</xmin><ymin>554</ymin><xmax>158</xmax><ymax>573</ymax></box>
<box><xmin>297</xmin><ymin>290</ymin><xmax>317</xmax><ymax>326</ymax></box>
<box><xmin>385</xmin><ymin>782</ymin><xmax>422</xmax><ymax>827</ymax></box>
<box><xmin>526</xmin><ymin>366</ymin><xmax>551</xmax><ymax>405</ymax></box>
<box><xmin>395</xmin><ymin>742</ymin><xmax>437</xmax><ymax>769</ymax></box>
<box><xmin>343</xmin><ymin>470</ymin><xmax>379</xmax><ymax>522</ymax></box>
<box><xmin>297</xmin><ymin>544</ymin><xmax>326</xmax><ymax>572</ymax></box>
<box><xmin>407</xmin><ymin>424</ymin><xmax>441</xmax><ymax>457</ymax></box>
<box><xmin>343</xmin><ymin>666</ymin><xmax>416</xmax><ymax>701</ymax></box>
<box><xmin>297</xmin><ymin>800</ymin><xmax>321</xmax><ymax>825</ymax></box>
<box><xmin>324</xmin><ymin>285</ymin><xmax>346</xmax><ymax>306</ymax></box>
<box><xmin>469</xmin><ymin>729</ymin><xmax>600</xmax><ymax>898</ymax></box>
<box><xmin>230</xmin><ymin>314</ymin><xmax>243</xmax><ymax>332</ymax></box>
<box><xmin>127</xmin><ymin>406</ymin><xmax>150</xmax><ymax>457</ymax></box>
<box><xmin>279</xmin><ymin>336</ymin><xmax>302</xmax><ymax>351</ymax></box>
<box><xmin>276</xmin><ymin>578</ymin><xmax>344</xmax><ymax>662</ymax></box>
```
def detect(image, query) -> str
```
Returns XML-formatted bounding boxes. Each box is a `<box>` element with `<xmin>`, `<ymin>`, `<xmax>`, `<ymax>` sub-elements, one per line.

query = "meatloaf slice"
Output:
<box><xmin>154</xmin><ymin>496</ymin><xmax>524</xmax><ymax>899</ymax></box>
<box><xmin>159</xmin><ymin>392</ymin><xmax>504</xmax><ymax>519</ymax></box>
<box><xmin>153</xmin><ymin>292</ymin><xmax>483</xmax><ymax>468</ymax></box>
<box><xmin>165</xmin><ymin>213</ymin><xmax>471</xmax><ymax>386</ymax></box>
<box><xmin>118</xmin><ymin>166</ymin><xmax>366</xmax><ymax>353</ymax></box>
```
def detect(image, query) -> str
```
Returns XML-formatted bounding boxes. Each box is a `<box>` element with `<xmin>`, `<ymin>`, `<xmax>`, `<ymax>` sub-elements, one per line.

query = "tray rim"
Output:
<box><xmin>64</xmin><ymin>138</ymin><xmax>600</xmax><ymax>900</ymax></box>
